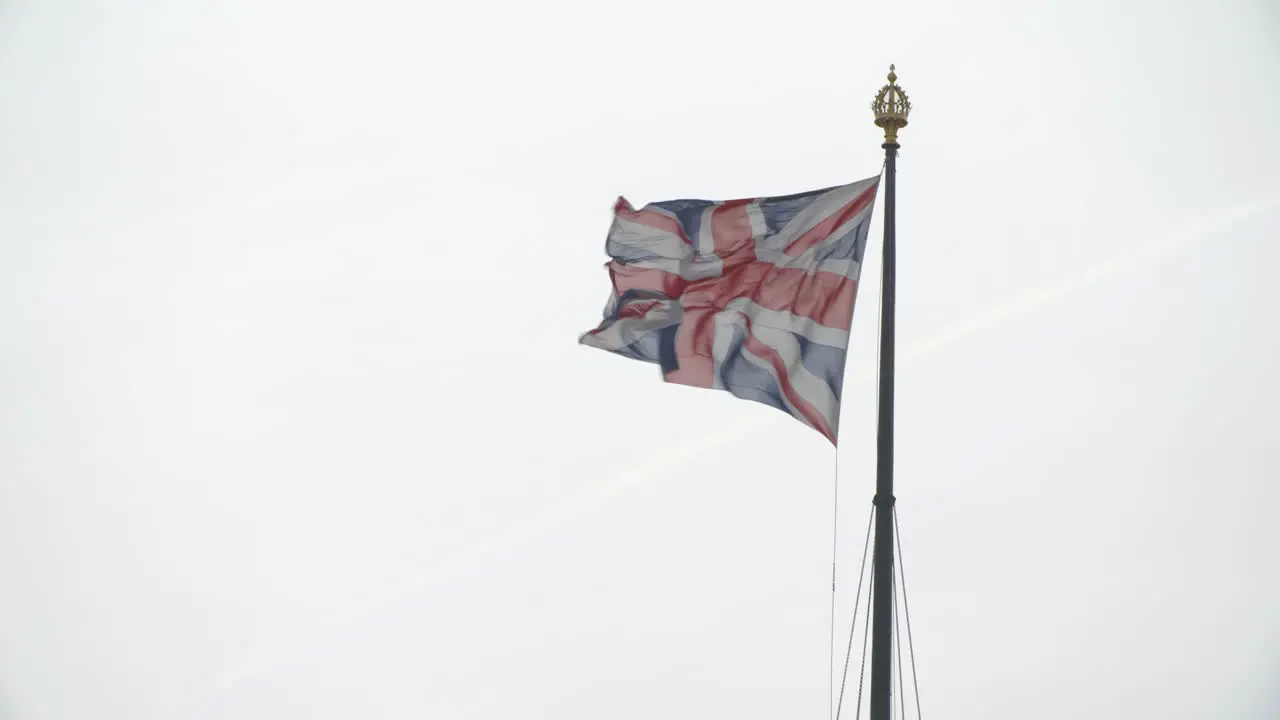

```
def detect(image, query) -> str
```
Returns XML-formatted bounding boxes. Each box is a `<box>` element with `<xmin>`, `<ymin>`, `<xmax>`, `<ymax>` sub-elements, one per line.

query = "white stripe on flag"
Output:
<box><xmin>721</xmin><ymin>298</ymin><xmax>850</xmax><ymax>349</ymax></box>
<box><xmin>697</xmin><ymin>205</ymin><xmax>716</xmax><ymax>257</ymax></box>
<box><xmin>746</xmin><ymin>323</ymin><xmax>841</xmax><ymax>433</ymax></box>
<box><xmin>611</xmin><ymin>216</ymin><xmax>692</xmax><ymax>262</ymax></box>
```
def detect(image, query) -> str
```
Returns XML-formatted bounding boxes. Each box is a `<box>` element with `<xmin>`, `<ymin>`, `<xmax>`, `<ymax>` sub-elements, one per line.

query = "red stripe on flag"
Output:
<box><xmin>710</xmin><ymin>199</ymin><xmax>755</xmax><ymax>256</ymax></box>
<box><xmin>664</xmin><ymin>307</ymin><xmax>716</xmax><ymax>389</ymax></box>
<box><xmin>752</xmin><ymin>266</ymin><xmax>858</xmax><ymax>329</ymax></box>
<box><xmin>617</xmin><ymin>300</ymin><xmax>662</xmax><ymax>320</ymax></box>
<box><xmin>681</xmin><ymin>262</ymin><xmax>857</xmax><ymax>330</ymax></box>
<box><xmin>784</xmin><ymin>183</ymin><xmax>878</xmax><ymax>256</ymax></box>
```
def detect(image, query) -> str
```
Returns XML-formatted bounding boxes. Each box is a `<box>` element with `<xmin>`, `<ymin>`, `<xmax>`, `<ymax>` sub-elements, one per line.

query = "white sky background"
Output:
<box><xmin>1</xmin><ymin>0</ymin><xmax>1279</xmax><ymax>718</ymax></box>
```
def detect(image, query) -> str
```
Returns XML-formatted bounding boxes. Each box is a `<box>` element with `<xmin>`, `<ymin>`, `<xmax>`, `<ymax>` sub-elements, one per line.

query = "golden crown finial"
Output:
<box><xmin>871</xmin><ymin>64</ymin><xmax>911</xmax><ymax>145</ymax></box>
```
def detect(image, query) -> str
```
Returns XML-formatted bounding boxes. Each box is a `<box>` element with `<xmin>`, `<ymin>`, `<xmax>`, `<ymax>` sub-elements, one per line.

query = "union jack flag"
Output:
<box><xmin>580</xmin><ymin>175</ymin><xmax>881</xmax><ymax>445</ymax></box>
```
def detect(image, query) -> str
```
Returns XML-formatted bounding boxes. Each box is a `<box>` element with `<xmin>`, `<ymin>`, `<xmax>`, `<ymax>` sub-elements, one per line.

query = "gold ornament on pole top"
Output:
<box><xmin>871</xmin><ymin>64</ymin><xmax>911</xmax><ymax>145</ymax></box>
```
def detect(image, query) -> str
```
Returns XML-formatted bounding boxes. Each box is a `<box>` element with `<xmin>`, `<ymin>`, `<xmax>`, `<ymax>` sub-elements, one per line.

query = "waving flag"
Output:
<box><xmin>580</xmin><ymin>176</ymin><xmax>881</xmax><ymax>444</ymax></box>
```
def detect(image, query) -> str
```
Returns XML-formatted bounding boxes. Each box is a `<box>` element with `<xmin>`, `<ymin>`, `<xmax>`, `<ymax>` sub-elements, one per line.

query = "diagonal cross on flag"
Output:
<box><xmin>580</xmin><ymin>175</ymin><xmax>881</xmax><ymax>444</ymax></box>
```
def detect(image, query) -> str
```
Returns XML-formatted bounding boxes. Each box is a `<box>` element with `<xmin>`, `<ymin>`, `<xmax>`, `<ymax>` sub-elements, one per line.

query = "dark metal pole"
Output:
<box><xmin>868</xmin><ymin>65</ymin><xmax>909</xmax><ymax>720</ymax></box>
<box><xmin>869</xmin><ymin>139</ymin><xmax>898</xmax><ymax>720</ymax></box>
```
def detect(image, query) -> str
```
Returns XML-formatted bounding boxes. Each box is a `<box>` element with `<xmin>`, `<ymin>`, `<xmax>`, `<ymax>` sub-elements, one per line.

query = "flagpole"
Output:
<box><xmin>869</xmin><ymin>65</ymin><xmax>910</xmax><ymax>720</ymax></box>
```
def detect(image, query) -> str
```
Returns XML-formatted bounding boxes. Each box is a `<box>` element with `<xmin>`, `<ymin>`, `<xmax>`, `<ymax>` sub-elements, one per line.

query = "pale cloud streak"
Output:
<box><xmin>154</xmin><ymin>187</ymin><xmax>1279</xmax><ymax>720</ymax></box>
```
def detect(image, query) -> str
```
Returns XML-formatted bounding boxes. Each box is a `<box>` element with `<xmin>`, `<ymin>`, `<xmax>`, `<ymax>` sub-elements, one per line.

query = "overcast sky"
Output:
<box><xmin>2</xmin><ymin>0</ymin><xmax>1279</xmax><ymax>718</ymax></box>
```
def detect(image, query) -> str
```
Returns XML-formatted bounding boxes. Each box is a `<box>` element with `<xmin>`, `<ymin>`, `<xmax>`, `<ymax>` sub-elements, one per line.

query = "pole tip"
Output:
<box><xmin>871</xmin><ymin>65</ymin><xmax>911</xmax><ymax>145</ymax></box>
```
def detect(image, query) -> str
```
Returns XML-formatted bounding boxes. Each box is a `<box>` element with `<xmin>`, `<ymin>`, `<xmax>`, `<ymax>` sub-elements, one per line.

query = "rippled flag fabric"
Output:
<box><xmin>579</xmin><ymin>176</ymin><xmax>881</xmax><ymax>445</ymax></box>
